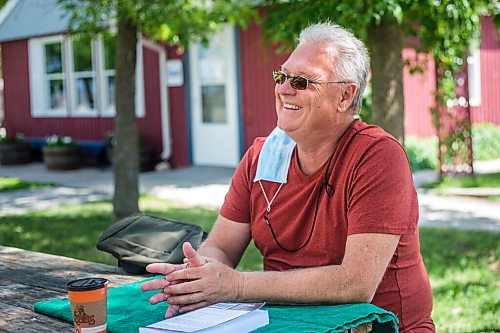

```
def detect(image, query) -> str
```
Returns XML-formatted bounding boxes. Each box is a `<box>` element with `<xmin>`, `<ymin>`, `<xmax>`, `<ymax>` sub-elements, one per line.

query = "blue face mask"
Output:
<box><xmin>254</xmin><ymin>127</ymin><xmax>296</xmax><ymax>184</ymax></box>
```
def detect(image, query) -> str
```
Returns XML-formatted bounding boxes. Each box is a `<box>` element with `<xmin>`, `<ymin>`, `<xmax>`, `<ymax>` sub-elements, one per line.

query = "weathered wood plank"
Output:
<box><xmin>0</xmin><ymin>246</ymin><xmax>147</xmax><ymax>289</ymax></box>
<box><xmin>0</xmin><ymin>246</ymin><xmax>148</xmax><ymax>332</ymax></box>
<box><xmin>0</xmin><ymin>282</ymin><xmax>65</xmax><ymax>311</ymax></box>
<box><xmin>0</xmin><ymin>300</ymin><xmax>74</xmax><ymax>332</ymax></box>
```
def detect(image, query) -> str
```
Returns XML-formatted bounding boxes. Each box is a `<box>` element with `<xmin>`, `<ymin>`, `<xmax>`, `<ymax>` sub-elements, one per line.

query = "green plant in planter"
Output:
<box><xmin>0</xmin><ymin>130</ymin><xmax>31</xmax><ymax>165</ymax></box>
<box><xmin>45</xmin><ymin>135</ymin><xmax>75</xmax><ymax>146</ymax></box>
<box><xmin>43</xmin><ymin>135</ymin><xmax>80</xmax><ymax>170</ymax></box>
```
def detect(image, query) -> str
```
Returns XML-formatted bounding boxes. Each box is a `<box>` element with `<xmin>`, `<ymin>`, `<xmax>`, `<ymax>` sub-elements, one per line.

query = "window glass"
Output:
<box><xmin>48</xmin><ymin>79</ymin><xmax>66</xmax><ymax>109</ymax></box>
<box><xmin>198</xmin><ymin>42</ymin><xmax>225</xmax><ymax>82</ymax></box>
<box><xmin>106</xmin><ymin>76</ymin><xmax>115</xmax><ymax>109</ymax></box>
<box><xmin>75</xmin><ymin>77</ymin><xmax>95</xmax><ymax>109</ymax></box>
<box><xmin>72</xmin><ymin>35</ymin><xmax>95</xmax><ymax>112</ymax></box>
<box><xmin>202</xmin><ymin>85</ymin><xmax>226</xmax><ymax>123</ymax></box>
<box><xmin>72</xmin><ymin>35</ymin><xmax>93</xmax><ymax>72</ymax></box>
<box><xmin>45</xmin><ymin>42</ymin><xmax>63</xmax><ymax>74</ymax></box>
<box><xmin>103</xmin><ymin>34</ymin><xmax>116</xmax><ymax>70</ymax></box>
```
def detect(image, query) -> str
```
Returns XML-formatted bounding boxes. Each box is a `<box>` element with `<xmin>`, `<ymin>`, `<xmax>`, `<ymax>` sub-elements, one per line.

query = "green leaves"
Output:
<box><xmin>60</xmin><ymin>0</ymin><xmax>255</xmax><ymax>46</ymax></box>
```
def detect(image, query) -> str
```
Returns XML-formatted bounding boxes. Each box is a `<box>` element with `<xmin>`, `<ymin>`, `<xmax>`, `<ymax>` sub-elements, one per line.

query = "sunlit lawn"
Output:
<box><xmin>424</xmin><ymin>172</ymin><xmax>500</xmax><ymax>189</ymax></box>
<box><xmin>0</xmin><ymin>176</ymin><xmax>50</xmax><ymax>191</ymax></box>
<box><xmin>0</xmin><ymin>197</ymin><xmax>498</xmax><ymax>332</ymax></box>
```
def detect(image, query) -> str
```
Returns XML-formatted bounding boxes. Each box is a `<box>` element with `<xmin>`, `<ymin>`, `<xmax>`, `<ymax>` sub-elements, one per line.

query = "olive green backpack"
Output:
<box><xmin>96</xmin><ymin>213</ymin><xmax>207</xmax><ymax>274</ymax></box>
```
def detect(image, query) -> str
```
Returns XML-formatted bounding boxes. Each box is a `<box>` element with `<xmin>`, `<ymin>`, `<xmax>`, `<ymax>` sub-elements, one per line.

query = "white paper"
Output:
<box><xmin>148</xmin><ymin>302</ymin><xmax>265</xmax><ymax>332</ymax></box>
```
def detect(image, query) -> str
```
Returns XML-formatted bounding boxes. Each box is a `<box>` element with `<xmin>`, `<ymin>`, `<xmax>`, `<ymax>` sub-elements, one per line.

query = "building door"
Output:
<box><xmin>189</xmin><ymin>25</ymin><xmax>240</xmax><ymax>167</ymax></box>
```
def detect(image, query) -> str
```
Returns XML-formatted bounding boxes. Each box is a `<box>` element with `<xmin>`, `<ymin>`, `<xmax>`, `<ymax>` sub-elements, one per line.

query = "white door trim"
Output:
<box><xmin>188</xmin><ymin>24</ymin><xmax>239</xmax><ymax>167</ymax></box>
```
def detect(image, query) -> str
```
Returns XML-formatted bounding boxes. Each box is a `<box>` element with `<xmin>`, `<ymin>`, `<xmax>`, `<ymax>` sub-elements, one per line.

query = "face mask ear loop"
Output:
<box><xmin>259</xmin><ymin>181</ymin><xmax>284</xmax><ymax>213</ymax></box>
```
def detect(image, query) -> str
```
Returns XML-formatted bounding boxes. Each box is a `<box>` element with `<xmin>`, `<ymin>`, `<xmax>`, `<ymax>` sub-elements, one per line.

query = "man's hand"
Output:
<box><xmin>140</xmin><ymin>242</ymin><xmax>209</xmax><ymax>318</ymax></box>
<box><xmin>161</xmin><ymin>243</ymin><xmax>243</xmax><ymax>315</ymax></box>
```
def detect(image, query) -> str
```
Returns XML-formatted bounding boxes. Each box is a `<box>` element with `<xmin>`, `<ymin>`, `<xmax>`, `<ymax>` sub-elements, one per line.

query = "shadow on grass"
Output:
<box><xmin>0</xmin><ymin>198</ymin><xmax>263</xmax><ymax>271</ymax></box>
<box><xmin>419</xmin><ymin>227</ymin><xmax>499</xmax><ymax>332</ymax></box>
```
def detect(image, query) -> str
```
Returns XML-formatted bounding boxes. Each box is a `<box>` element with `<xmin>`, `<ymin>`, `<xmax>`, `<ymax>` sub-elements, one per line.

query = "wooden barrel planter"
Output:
<box><xmin>0</xmin><ymin>141</ymin><xmax>31</xmax><ymax>165</ymax></box>
<box><xmin>42</xmin><ymin>145</ymin><xmax>81</xmax><ymax>170</ymax></box>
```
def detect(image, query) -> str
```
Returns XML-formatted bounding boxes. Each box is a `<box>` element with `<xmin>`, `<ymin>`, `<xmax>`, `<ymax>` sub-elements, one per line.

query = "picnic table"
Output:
<box><xmin>0</xmin><ymin>245</ymin><xmax>145</xmax><ymax>332</ymax></box>
<box><xmin>0</xmin><ymin>245</ymin><xmax>395</xmax><ymax>333</ymax></box>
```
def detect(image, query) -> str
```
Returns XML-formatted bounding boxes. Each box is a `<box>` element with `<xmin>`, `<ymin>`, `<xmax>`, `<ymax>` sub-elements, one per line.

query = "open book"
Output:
<box><xmin>139</xmin><ymin>302</ymin><xmax>269</xmax><ymax>333</ymax></box>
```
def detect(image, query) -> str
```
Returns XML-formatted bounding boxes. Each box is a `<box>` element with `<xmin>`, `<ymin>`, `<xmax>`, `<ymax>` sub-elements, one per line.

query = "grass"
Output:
<box><xmin>419</xmin><ymin>228</ymin><xmax>500</xmax><ymax>332</ymax></box>
<box><xmin>0</xmin><ymin>198</ymin><xmax>498</xmax><ymax>332</ymax></box>
<box><xmin>424</xmin><ymin>172</ymin><xmax>500</xmax><ymax>190</ymax></box>
<box><xmin>0</xmin><ymin>196</ymin><xmax>263</xmax><ymax>271</ymax></box>
<box><xmin>0</xmin><ymin>176</ymin><xmax>50</xmax><ymax>192</ymax></box>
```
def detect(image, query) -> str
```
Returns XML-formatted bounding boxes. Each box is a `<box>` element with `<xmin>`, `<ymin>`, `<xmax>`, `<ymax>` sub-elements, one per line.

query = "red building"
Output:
<box><xmin>0</xmin><ymin>0</ymin><xmax>498</xmax><ymax>168</ymax></box>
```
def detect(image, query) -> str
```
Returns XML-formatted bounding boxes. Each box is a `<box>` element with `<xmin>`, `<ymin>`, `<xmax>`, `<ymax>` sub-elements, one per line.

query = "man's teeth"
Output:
<box><xmin>283</xmin><ymin>103</ymin><xmax>301</xmax><ymax>110</ymax></box>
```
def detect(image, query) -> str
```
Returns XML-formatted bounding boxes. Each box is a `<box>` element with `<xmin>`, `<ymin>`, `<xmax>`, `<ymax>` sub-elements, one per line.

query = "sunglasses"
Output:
<box><xmin>272</xmin><ymin>70</ymin><xmax>349</xmax><ymax>90</ymax></box>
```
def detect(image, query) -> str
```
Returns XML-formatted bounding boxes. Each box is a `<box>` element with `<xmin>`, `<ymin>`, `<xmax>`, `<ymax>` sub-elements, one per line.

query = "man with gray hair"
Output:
<box><xmin>142</xmin><ymin>22</ymin><xmax>435</xmax><ymax>332</ymax></box>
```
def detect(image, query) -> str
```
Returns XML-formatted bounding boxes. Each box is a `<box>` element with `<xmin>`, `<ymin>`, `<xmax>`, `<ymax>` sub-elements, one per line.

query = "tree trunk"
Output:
<box><xmin>367</xmin><ymin>17</ymin><xmax>405</xmax><ymax>144</ymax></box>
<box><xmin>113</xmin><ymin>17</ymin><xmax>139</xmax><ymax>220</ymax></box>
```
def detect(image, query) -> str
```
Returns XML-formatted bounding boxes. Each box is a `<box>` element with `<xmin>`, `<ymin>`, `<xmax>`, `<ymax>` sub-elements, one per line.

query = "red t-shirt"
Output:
<box><xmin>220</xmin><ymin>120</ymin><xmax>434</xmax><ymax>332</ymax></box>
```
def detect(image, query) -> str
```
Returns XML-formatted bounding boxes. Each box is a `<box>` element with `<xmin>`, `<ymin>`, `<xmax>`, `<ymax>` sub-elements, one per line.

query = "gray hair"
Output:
<box><xmin>298</xmin><ymin>22</ymin><xmax>370</xmax><ymax>114</ymax></box>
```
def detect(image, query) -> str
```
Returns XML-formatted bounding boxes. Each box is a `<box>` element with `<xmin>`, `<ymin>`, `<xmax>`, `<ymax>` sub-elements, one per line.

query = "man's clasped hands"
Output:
<box><xmin>140</xmin><ymin>242</ymin><xmax>243</xmax><ymax>318</ymax></box>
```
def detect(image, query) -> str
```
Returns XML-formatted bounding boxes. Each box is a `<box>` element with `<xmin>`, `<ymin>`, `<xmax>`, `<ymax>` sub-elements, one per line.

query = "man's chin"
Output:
<box><xmin>276</xmin><ymin>121</ymin><xmax>298</xmax><ymax>135</ymax></box>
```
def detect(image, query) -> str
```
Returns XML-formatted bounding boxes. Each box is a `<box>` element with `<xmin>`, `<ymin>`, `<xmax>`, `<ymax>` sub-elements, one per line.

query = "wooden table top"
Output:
<box><xmin>0</xmin><ymin>245</ymin><xmax>146</xmax><ymax>332</ymax></box>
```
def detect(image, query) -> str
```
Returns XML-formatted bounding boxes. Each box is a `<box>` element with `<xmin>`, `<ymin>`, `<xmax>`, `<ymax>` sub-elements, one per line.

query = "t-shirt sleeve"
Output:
<box><xmin>220</xmin><ymin>139</ymin><xmax>263</xmax><ymax>223</ymax></box>
<box><xmin>347</xmin><ymin>136</ymin><xmax>418</xmax><ymax>235</ymax></box>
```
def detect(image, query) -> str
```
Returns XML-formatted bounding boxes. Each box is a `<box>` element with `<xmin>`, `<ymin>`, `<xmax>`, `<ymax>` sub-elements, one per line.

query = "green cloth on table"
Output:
<box><xmin>34</xmin><ymin>276</ymin><xmax>398</xmax><ymax>333</ymax></box>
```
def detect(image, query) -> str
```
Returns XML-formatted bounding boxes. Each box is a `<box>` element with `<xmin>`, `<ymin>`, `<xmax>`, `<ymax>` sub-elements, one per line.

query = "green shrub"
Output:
<box><xmin>404</xmin><ymin>136</ymin><xmax>438</xmax><ymax>171</ymax></box>
<box><xmin>472</xmin><ymin>123</ymin><xmax>500</xmax><ymax>161</ymax></box>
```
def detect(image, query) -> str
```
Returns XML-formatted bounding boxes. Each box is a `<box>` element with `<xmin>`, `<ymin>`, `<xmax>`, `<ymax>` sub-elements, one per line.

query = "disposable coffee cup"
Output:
<box><xmin>67</xmin><ymin>277</ymin><xmax>109</xmax><ymax>333</ymax></box>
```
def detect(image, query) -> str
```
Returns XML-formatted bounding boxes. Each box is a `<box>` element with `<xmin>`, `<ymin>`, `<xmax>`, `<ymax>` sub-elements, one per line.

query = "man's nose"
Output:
<box><xmin>277</xmin><ymin>79</ymin><xmax>296</xmax><ymax>95</ymax></box>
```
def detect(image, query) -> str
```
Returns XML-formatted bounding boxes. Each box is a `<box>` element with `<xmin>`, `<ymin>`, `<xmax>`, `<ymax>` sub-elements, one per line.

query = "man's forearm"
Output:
<box><xmin>238</xmin><ymin>265</ymin><xmax>374</xmax><ymax>304</ymax></box>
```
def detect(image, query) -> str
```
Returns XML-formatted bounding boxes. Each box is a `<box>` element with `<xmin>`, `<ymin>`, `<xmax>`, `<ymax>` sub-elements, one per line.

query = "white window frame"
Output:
<box><xmin>28</xmin><ymin>33</ymin><xmax>145</xmax><ymax>118</ymax></box>
<box><xmin>68</xmin><ymin>36</ymin><xmax>98</xmax><ymax>117</ymax></box>
<box><xmin>29</xmin><ymin>35</ymin><xmax>68</xmax><ymax>117</ymax></box>
<box><xmin>97</xmin><ymin>35</ymin><xmax>116</xmax><ymax>117</ymax></box>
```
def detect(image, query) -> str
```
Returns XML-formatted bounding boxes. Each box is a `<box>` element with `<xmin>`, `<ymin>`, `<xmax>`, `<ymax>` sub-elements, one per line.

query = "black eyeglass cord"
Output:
<box><xmin>263</xmin><ymin>151</ymin><xmax>336</xmax><ymax>253</ymax></box>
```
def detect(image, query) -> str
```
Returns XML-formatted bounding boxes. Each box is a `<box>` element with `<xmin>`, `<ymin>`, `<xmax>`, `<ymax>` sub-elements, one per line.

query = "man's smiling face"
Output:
<box><xmin>274</xmin><ymin>42</ymin><xmax>347</xmax><ymax>141</ymax></box>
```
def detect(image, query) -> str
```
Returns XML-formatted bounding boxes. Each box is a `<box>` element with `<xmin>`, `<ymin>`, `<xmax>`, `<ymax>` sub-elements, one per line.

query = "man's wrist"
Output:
<box><xmin>233</xmin><ymin>271</ymin><xmax>243</xmax><ymax>302</ymax></box>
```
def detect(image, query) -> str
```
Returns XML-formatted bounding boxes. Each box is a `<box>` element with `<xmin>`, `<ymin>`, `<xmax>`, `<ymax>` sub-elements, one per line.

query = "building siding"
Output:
<box><xmin>402</xmin><ymin>16</ymin><xmax>499</xmax><ymax>137</ymax></box>
<box><xmin>2</xmin><ymin>38</ymin><xmax>115</xmax><ymax>140</ymax></box>
<box><xmin>2</xmin><ymin>39</ymin><xmax>32</xmax><ymax>136</ymax></box>
<box><xmin>239</xmin><ymin>21</ymin><xmax>289</xmax><ymax>150</ymax></box>
<box><xmin>402</xmin><ymin>48</ymin><xmax>437</xmax><ymax>137</ymax></box>
<box><xmin>471</xmin><ymin>17</ymin><xmax>500</xmax><ymax>125</ymax></box>
<box><xmin>140</xmin><ymin>46</ymin><xmax>163</xmax><ymax>164</ymax></box>
<box><xmin>166</xmin><ymin>46</ymin><xmax>190</xmax><ymax>167</ymax></box>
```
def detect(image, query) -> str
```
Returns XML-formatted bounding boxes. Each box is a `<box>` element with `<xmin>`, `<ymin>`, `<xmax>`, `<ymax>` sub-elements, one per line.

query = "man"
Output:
<box><xmin>141</xmin><ymin>22</ymin><xmax>435</xmax><ymax>332</ymax></box>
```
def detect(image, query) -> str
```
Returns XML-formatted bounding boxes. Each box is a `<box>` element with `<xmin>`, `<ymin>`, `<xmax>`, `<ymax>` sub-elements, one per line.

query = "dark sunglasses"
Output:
<box><xmin>273</xmin><ymin>70</ymin><xmax>349</xmax><ymax>90</ymax></box>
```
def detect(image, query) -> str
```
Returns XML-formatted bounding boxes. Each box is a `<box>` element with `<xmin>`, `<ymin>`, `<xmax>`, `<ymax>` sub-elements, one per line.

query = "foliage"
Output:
<box><xmin>472</xmin><ymin>123</ymin><xmax>500</xmax><ymax>161</ymax></box>
<box><xmin>0</xmin><ymin>198</ymin><xmax>498</xmax><ymax>330</ymax></box>
<box><xmin>404</xmin><ymin>136</ymin><xmax>438</xmax><ymax>171</ymax></box>
<box><xmin>45</xmin><ymin>135</ymin><xmax>75</xmax><ymax>146</ymax></box>
<box><xmin>0</xmin><ymin>129</ymin><xmax>25</xmax><ymax>144</ymax></box>
<box><xmin>403</xmin><ymin>123</ymin><xmax>500</xmax><ymax>172</ymax></box>
<box><xmin>403</xmin><ymin>1</ymin><xmax>499</xmax><ymax>175</ymax></box>
<box><xmin>424</xmin><ymin>172</ymin><xmax>500</xmax><ymax>190</ymax></box>
<box><xmin>61</xmin><ymin>0</ymin><xmax>255</xmax><ymax>47</ymax></box>
<box><xmin>358</xmin><ymin>84</ymin><xmax>372</xmax><ymax>123</ymax></box>
<box><xmin>0</xmin><ymin>177</ymin><xmax>50</xmax><ymax>192</ymax></box>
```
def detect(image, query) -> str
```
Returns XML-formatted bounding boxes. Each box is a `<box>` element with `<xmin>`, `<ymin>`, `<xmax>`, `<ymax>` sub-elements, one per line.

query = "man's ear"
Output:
<box><xmin>338</xmin><ymin>84</ymin><xmax>357</xmax><ymax>112</ymax></box>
